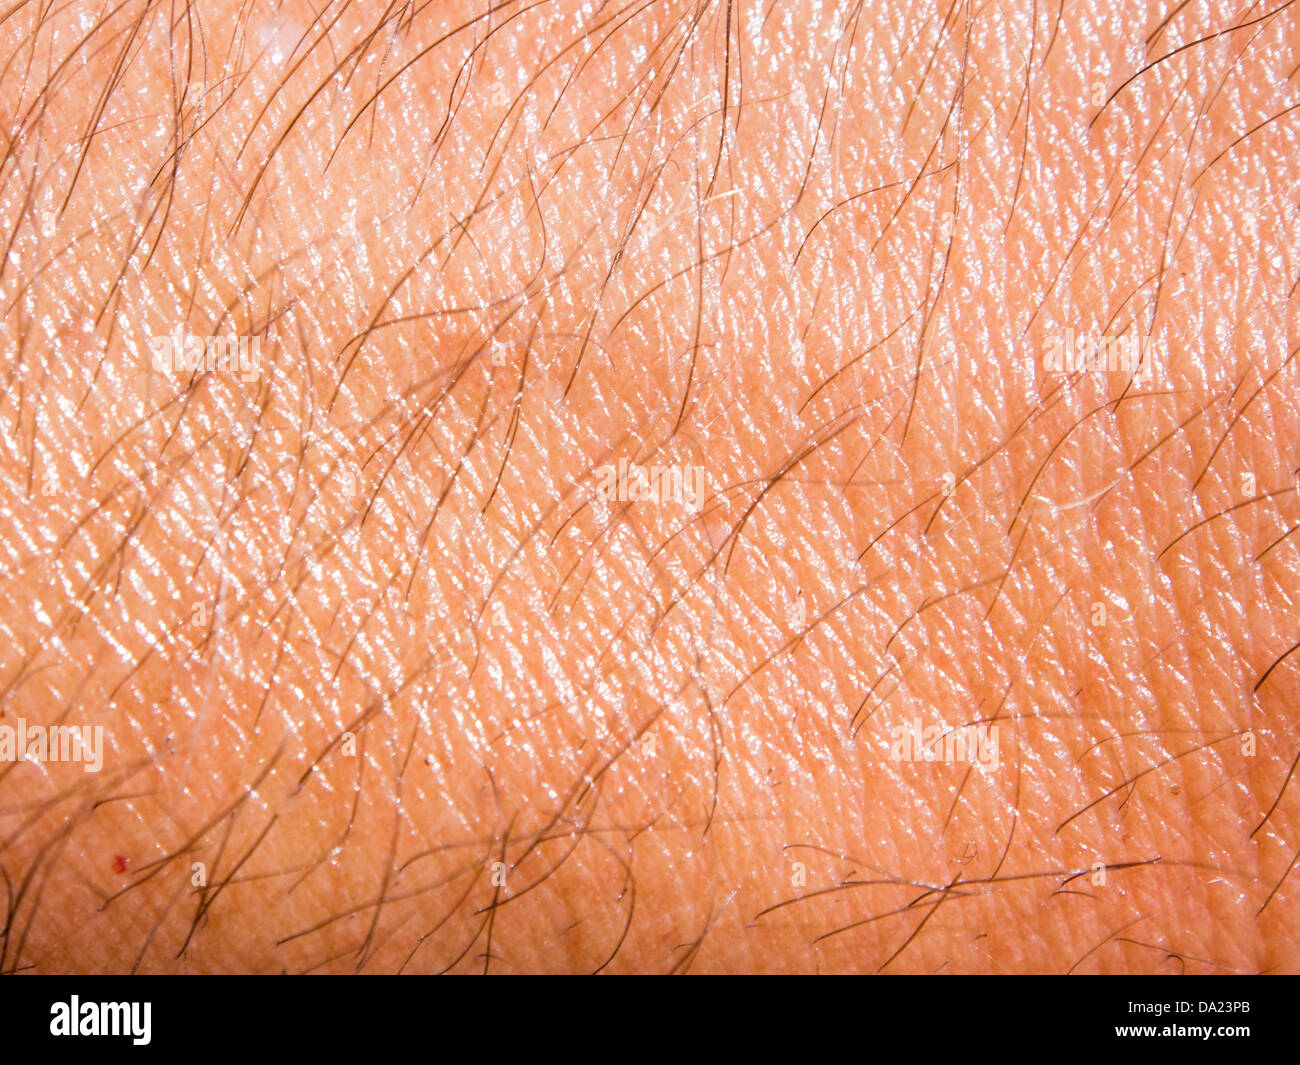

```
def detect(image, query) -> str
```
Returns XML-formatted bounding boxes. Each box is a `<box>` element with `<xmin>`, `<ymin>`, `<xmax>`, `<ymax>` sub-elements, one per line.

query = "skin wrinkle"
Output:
<box><xmin>0</xmin><ymin>0</ymin><xmax>1296</xmax><ymax>974</ymax></box>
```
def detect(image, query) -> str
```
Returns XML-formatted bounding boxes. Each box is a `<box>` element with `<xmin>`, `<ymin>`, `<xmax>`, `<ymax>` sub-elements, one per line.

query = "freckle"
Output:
<box><xmin>112</xmin><ymin>854</ymin><xmax>129</xmax><ymax>875</ymax></box>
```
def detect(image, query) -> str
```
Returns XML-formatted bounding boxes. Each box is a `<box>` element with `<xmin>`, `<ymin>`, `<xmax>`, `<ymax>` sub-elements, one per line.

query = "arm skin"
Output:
<box><xmin>0</xmin><ymin>0</ymin><xmax>1298</xmax><ymax>974</ymax></box>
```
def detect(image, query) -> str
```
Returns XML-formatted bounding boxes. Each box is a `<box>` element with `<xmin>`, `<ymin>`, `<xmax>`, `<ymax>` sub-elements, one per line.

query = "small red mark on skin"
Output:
<box><xmin>112</xmin><ymin>854</ymin><xmax>129</xmax><ymax>875</ymax></box>
<box><xmin>701</xmin><ymin>517</ymin><xmax>730</xmax><ymax>552</ymax></box>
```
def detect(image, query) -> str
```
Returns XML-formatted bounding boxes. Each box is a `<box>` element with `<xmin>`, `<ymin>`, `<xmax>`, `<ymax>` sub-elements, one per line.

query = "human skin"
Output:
<box><xmin>0</xmin><ymin>0</ymin><xmax>1297</xmax><ymax>974</ymax></box>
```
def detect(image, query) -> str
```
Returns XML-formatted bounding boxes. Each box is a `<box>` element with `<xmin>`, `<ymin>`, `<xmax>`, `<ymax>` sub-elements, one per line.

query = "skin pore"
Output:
<box><xmin>1</xmin><ymin>0</ymin><xmax>1298</xmax><ymax>974</ymax></box>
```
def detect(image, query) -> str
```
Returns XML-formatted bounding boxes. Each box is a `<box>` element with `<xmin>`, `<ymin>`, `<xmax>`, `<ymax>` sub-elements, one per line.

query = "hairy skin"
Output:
<box><xmin>0</xmin><ymin>0</ymin><xmax>1298</xmax><ymax>974</ymax></box>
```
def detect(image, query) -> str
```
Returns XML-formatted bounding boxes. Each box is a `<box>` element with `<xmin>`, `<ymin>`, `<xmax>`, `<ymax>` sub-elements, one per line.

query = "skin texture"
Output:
<box><xmin>0</xmin><ymin>0</ymin><xmax>1298</xmax><ymax>974</ymax></box>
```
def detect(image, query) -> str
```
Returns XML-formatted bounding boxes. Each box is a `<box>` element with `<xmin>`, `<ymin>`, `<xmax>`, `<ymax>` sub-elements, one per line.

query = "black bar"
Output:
<box><xmin>0</xmin><ymin>975</ymin><xmax>1288</xmax><ymax>1054</ymax></box>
